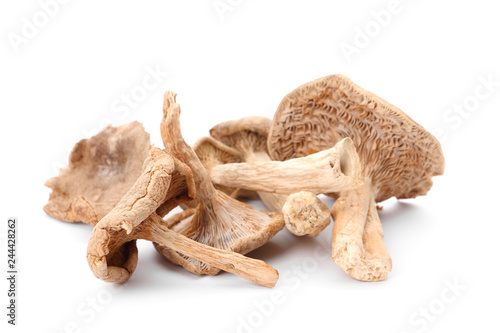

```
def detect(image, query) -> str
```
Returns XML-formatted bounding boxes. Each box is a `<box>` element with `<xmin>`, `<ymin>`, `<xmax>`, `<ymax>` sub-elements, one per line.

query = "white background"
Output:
<box><xmin>1</xmin><ymin>1</ymin><xmax>499</xmax><ymax>332</ymax></box>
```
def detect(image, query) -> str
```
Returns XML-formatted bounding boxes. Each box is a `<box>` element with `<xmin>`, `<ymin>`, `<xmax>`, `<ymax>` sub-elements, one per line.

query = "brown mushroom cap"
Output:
<box><xmin>44</xmin><ymin>122</ymin><xmax>150</xmax><ymax>225</ymax></box>
<box><xmin>268</xmin><ymin>74</ymin><xmax>445</xmax><ymax>202</ymax></box>
<box><xmin>210</xmin><ymin>116</ymin><xmax>272</xmax><ymax>162</ymax></box>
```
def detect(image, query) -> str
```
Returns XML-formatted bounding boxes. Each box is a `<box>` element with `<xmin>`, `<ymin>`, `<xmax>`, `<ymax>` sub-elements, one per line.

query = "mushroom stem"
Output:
<box><xmin>244</xmin><ymin>151</ymin><xmax>288</xmax><ymax>213</ymax></box>
<box><xmin>210</xmin><ymin>138</ymin><xmax>362</xmax><ymax>195</ymax></box>
<box><xmin>282</xmin><ymin>191</ymin><xmax>331</xmax><ymax>237</ymax></box>
<box><xmin>331</xmin><ymin>181</ymin><xmax>392</xmax><ymax>281</ymax></box>
<box><xmin>147</xmin><ymin>214</ymin><xmax>279</xmax><ymax>288</ymax></box>
<box><xmin>161</xmin><ymin>91</ymin><xmax>217</xmax><ymax>201</ymax></box>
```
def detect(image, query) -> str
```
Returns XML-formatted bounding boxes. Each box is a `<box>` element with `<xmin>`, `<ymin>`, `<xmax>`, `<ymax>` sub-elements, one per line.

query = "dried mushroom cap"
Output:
<box><xmin>44</xmin><ymin>122</ymin><xmax>150</xmax><ymax>225</ymax></box>
<box><xmin>194</xmin><ymin>136</ymin><xmax>243</xmax><ymax>171</ymax></box>
<box><xmin>268</xmin><ymin>74</ymin><xmax>444</xmax><ymax>202</ymax></box>
<box><xmin>209</xmin><ymin>116</ymin><xmax>272</xmax><ymax>161</ymax></box>
<box><xmin>88</xmin><ymin>147</ymin><xmax>278</xmax><ymax>287</ymax></box>
<box><xmin>156</xmin><ymin>91</ymin><xmax>285</xmax><ymax>276</ymax></box>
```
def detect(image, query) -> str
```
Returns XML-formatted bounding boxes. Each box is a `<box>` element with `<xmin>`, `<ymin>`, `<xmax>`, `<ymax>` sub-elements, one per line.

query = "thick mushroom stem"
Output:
<box><xmin>240</xmin><ymin>155</ymin><xmax>331</xmax><ymax>238</ymax></box>
<box><xmin>331</xmin><ymin>181</ymin><xmax>392</xmax><ymax>281</ymax></box>
<box><xmin>210</xmin><ymin>138</ymin><xmax>363</xmax><ymax>195</ymax></box>
<box><xmin>283</xmin><ymin>191</ymin><xmax>331</xmax><ymax>237</ymax></box>
<box><xmin>161</xmin><ymin>91</ymin><xmax>217</xmax><ymax>201</ymax></box>
<box><xmin>244</xmin><ymin>151</ymin><xmax>288</xmax><ymax>213</ymax></box>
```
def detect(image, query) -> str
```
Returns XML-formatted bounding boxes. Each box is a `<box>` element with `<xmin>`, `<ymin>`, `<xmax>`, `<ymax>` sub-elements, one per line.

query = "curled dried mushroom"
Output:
<box><xmin>87</xmin><ymin>146</ymin><xmax>279</xmax><ymax>287</ymax></box>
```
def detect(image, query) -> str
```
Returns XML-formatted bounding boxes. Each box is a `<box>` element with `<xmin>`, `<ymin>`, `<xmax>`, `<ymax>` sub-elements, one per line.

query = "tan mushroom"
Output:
<box><xmin>155</xmin><ymin>91</ymin><xmax>285</xmax><ymax>277</ymax></box>
<box><xmin>267</xmin><ymin>74</ymin><xmax>445</xmax><ymax>281</ymax></box>
<box><xmin>87</xmin><ymin>146</ymin><xmax>279</xmax><ymax>287</ymax></box>
<box><xmin>44</xmin><ymin>122</ymin><xmax>150</xmax><ymax>226</ymax></box>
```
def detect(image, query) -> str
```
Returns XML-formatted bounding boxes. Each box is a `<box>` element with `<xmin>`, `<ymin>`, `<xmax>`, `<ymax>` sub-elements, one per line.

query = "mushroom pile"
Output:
<box><xmin>44</xmin><ymin>74</ymin><xmax>444</xmax><ymax>286</ymax></box>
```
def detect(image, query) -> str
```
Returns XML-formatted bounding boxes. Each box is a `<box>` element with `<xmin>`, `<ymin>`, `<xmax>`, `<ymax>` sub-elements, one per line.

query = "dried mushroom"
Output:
<box><xmin>44</xmin><ymin>122</ymin><xmax>150</xmax><ymax>225</ymax></box>
<box><xmin>155</xmin><ymin>91</ymin><xmax>285</xmax><ymax>277</ymax></box>
<box><xmin>268</xmin><ymin>74</ymin><xmax>445</xmax><ymax>281</ymax></box>
<box><xmin>87</xmin><ymin>146</ymin><xmax>279</xmax><ymax>287</ymax></box>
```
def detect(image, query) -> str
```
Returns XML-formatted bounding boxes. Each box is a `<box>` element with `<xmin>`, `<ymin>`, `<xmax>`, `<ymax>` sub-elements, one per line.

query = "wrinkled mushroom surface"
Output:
<box><xmin>267</xmin><ymin>74</ymin><xmax>445</xmax><ymax>281</ymax></box>
<box><xmin>44</xmin><ymin>122</ymin><xmax>150</xmax><ymax>225</ymax></box>
<box><xmin>268</xmin><ymin>74</ymin><xmax>444</xmax><ymax>202</ymax></box>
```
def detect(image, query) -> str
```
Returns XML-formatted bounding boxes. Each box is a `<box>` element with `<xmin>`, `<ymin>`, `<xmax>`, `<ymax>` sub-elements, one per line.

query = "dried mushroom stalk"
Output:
<box><xmin>44</xmin><ymin>122</ymin><xmax>150</xmax><ymax>225</ymax></box>
<box><xmin>156</xmin><ymin>91</ymin><xmax>285</xmax><ymax>277</ymax></box>
<box><xmin>268</xmin><ymin>74</ymin><xmax>445</xmax><ymax>281</ymax></box>
<box><xmin>209</xmin><ymin>138</ymin><xmax>363</xmax><ymax>195</ymax></box>
<box><xmin>282</xmin><ymin>192</ymin><xmax>331</xmax><ymax>237</ymax></box>
<box><xmin>87</xmin><ymin>146</ymin><xmax>278</xmax><ymax>287</ymax></box>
